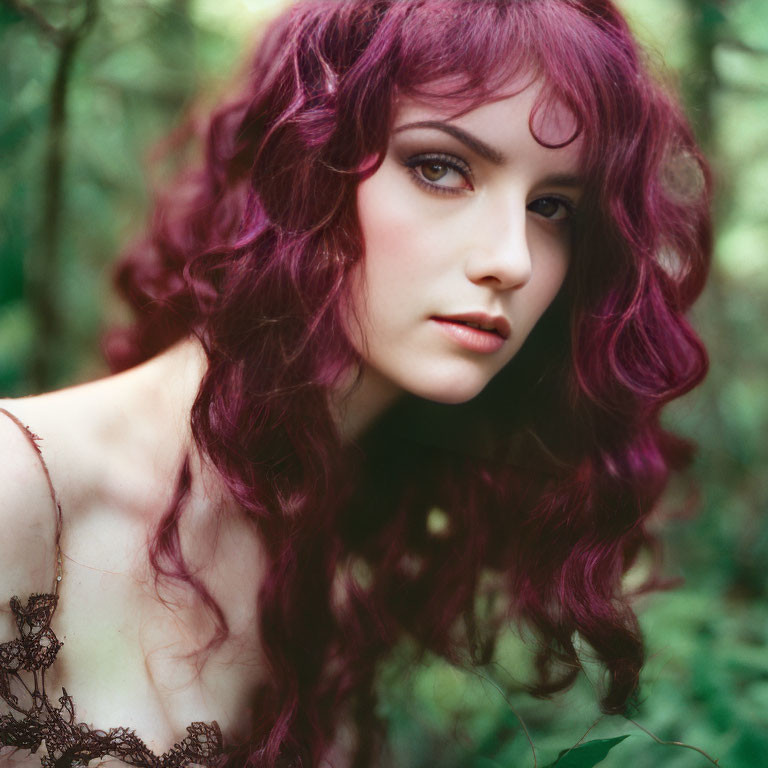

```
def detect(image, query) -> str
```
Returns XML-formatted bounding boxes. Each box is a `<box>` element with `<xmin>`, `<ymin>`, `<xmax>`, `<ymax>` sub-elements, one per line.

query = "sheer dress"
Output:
<box><xmin>0</xmin><ymin>408</ymin><xmax>225</xmax><ymax>767</ymax></box>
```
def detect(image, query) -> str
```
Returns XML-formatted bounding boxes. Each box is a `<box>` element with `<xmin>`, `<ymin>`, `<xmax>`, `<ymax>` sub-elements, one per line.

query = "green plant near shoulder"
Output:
<box><xmin>542</xmin><ymin>735</ymin><xmax>630</xmax><ymax>768</ymax></box>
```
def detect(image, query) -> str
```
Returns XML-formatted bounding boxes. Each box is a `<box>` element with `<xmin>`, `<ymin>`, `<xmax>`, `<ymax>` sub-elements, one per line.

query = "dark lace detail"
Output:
<box><xmin>0</xmin><ymin>593</ymin><xmax>225</xmax><ymax>767</ymax></box>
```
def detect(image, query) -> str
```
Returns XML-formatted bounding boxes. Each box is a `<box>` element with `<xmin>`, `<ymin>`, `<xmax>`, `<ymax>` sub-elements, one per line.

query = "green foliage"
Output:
<box><xmin>0</xmin><ymin>0</ymin><xmax>255</xmax><ymax>391</ymax></box>
<box><xmin>543</xmin><ymin>736</ymin><xmax>631</xmax><ymax>768</ymax></box>
<box><xmin>1</xmin><ymin>1</ymin><xmax>766</xmax><ymax>766</ymax></box>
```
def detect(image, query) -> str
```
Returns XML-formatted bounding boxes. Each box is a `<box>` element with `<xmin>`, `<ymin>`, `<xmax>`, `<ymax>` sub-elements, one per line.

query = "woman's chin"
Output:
<box><xmin>405</xmin><ymin>378</ymin><xmax>488</xmax><ymax>405</ymax></box>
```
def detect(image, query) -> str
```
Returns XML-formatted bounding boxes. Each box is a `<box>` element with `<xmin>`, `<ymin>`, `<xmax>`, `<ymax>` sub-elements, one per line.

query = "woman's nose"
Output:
<box><xmin>464</xmin><ymin>206</ymin><xmax>532</xmax><ymax>290</ymax></box>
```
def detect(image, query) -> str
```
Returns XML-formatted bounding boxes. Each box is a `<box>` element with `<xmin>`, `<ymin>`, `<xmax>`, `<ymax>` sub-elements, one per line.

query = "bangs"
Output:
<box><xmin>388</xmin><ymin>0</ymin><xmax>645</xmax><ymax>174</ymax></box>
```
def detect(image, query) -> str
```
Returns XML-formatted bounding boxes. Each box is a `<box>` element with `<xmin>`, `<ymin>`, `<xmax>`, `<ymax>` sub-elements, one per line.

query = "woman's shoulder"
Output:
<box><xmin>0</xmin><ymin>397</ymin><xmax>62</xmax><ymax>615</ymax></box>
<box><xmin>0</xmin><ymin>390</ymin><xmax>95</xmax><ymax>527</ymax></box>
<box><xmin>0</xmin><ymin>384</ymin><xmax>147</xmax><ymax>600</ymax></box>
<box><xmin>0</xmin><ymin>356</ymin><xmax>197</xmax><ymax>525</ymax></box>
<box><xmin>0</xmin><ymin>397</ymin><xmax>58</xmax><ymax>503</ymax></box>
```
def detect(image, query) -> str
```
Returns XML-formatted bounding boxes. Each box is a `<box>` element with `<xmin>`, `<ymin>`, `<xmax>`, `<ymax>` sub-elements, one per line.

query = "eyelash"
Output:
<box><xmin>403</xmin><ymin>152</ymin><xmax>473</xmax><ymax>196</ymax></box>
<box><xmin>528</xmin><ymin>196</ymin><xmax>577</xmax><ymax>223</ymax></box>
<box><xmin>402</xmin><ymin>151</ymin><xmax>578</xmax><ymax>222</ymax></box>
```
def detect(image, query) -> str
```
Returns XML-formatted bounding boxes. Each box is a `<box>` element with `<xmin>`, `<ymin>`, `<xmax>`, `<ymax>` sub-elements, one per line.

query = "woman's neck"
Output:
<box><xmin>155</xmin><ymin>336</ymin><xmax>401</xmax><ymax>443</ymax></box>
<box><xmin>63</xmin><ymin>336</ymin><xmax>400</xmax><ymax>502</ymax></box>
<box><xmin>0</xmin><ymin>335</ymin><xmax>402</xmax><ymax>557</ymax></box>
<box><xmin>330</xmin><ymin>363</ymin><xmax>402</xmax><ymax>443</ymax></box>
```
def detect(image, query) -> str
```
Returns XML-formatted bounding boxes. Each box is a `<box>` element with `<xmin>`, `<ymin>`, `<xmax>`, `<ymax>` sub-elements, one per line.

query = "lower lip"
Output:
<box><xmin>431</xmin><ymin>318</ymin><xmax>505</xmax><ymax>354</ymax></box>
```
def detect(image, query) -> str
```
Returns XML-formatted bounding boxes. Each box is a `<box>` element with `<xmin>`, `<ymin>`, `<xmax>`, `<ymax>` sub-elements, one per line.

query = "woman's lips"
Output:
<box><xmin>431</xmin><ymin>317</ymin><xmax>506</xmax><ymax>353</ymax></box>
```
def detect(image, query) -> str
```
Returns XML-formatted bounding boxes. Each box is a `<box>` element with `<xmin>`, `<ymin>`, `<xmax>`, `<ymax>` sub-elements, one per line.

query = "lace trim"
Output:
<box><xmin>0</xmin><ymin>593</ymin><xmax>225</xmax><ymax>767</ymax></box>
<box><xmin>0</xmin><ymin>408</ymin><xmax>227</xmax><ymax>765</ymax></box>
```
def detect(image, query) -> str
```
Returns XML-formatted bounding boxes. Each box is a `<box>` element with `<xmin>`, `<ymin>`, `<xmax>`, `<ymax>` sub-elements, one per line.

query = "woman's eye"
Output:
<box><xmin>404</xmin><ymin>153</ymin><xmax>473</xmax><ymax>194</ymax></box>
<box><xmin>421</xmin><ymin>163</ymin><xmax>452</xmax><ymax>183</ymax></box>
<box><xmin>528</xmin><ymin>196</ymin><xmax>575</xmax><ymax>221</ymax></box>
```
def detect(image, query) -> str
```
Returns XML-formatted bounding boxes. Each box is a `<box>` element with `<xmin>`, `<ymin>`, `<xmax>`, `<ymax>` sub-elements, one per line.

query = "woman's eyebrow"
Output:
<box><xmin>393</xmin><ymin>120</ymin><xmax>506</xmax><ymax>165</ymax></box>
<box><xmin>538</xmin><ymin>173</ymin><xmax>584</xmax><ymax>190</ymax></box>
<box><xmin>393</xmin><ymin>121</ymin><xmax>584</xmax><ymax>188</ymax></box>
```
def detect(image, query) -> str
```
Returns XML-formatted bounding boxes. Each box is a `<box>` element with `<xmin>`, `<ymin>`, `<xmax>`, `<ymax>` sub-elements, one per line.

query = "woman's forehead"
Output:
<box><xmin>392</xmin><ymin>78</ymin><xmax>584</xmax><ymax>163</ymax></box>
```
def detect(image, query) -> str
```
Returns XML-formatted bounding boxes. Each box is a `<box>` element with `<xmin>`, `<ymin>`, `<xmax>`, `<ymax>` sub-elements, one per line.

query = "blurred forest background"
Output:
<box><xmin>0</xmin><ymin>0</ymin><xmax>766</xmax><ymax>765</ymax></box>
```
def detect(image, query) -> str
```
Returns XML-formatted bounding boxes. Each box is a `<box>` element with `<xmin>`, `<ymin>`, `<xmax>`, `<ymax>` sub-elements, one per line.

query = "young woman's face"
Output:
<box><xmin>347</xmin><ymin>81</ymin><xmax>583</xmax><ymax>404</ymax></box>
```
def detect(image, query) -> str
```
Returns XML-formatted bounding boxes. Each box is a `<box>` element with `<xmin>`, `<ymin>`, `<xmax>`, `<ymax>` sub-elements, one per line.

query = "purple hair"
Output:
<box><xmin>106</xmin><ymin>1</ymin><xmax>711</xmax><ymax>765</ymax></box>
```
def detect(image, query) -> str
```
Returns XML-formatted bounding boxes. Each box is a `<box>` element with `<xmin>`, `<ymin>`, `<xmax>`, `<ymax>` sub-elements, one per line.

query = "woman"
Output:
<box><xmin>0</xmin><ymin>0</ymin><xmax>711</xmax><ymax>766</ymax></box>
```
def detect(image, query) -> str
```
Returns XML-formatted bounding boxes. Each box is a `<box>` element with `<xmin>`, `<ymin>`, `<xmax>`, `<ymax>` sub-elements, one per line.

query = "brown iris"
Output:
<box><xmin>421</xmin><ymin>163</ymin><xmax>449</xmax><ymax>182</ymax></box>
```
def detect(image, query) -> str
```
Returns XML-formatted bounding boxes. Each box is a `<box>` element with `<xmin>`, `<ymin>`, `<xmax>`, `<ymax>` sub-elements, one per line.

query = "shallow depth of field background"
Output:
<box><xmin>0</xmin><ymin>0</ymin><xmax>766</xmax><ymax>766</ymax></box>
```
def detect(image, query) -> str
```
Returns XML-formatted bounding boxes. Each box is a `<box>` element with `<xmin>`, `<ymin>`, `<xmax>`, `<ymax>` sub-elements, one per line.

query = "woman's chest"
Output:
<box><xmin>1</xmin><ymin>512</ymin><xmax>267</xmax><ymax>765</ymax></box>
<box><xmin>50</xmin><ymin>582</ymin><xmax>262</xmax><ymax>749</ymax></box>
<box><xmin>69</xmin><ymin>539</ymin><xmax>263</xmax><ymax>738</ymax></box>
<box><xmin>1</xmin><ymin>588</ymin><xmax>251</xmax><ymax>768</ymax></box>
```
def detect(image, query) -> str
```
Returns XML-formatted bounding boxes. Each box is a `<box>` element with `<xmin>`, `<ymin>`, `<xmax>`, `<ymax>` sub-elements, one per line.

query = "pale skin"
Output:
<box><xmin>0</xmin><ymin>80</ymin><xmax>583</xmax><ymax>765</ymax></box>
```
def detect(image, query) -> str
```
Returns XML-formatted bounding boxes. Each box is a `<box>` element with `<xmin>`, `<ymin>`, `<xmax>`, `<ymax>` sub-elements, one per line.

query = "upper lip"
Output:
<box><xmin>433</xmin><ymin>312</ymin><xmax>511</xmax><ymax>339</ymax></box>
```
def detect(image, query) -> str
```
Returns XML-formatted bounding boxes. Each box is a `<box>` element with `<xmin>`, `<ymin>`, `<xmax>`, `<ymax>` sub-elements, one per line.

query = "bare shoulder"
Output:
<box><xmin>0</xmin><ymin>399</ymin><xmax>61</xmax><ymax>631</ymax></box>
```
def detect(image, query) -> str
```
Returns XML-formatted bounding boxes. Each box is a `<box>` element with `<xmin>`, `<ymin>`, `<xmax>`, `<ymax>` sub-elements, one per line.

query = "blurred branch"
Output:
<box><xmin>3</xmin><ymin>0</ymin><xmax>100</xmax><ymax>389</ymax></box>
<box><xmin>4</xmin><ymin>0</ymin><xmax>60</xmax><ymax>39</ymax></box>
<box><xmin>719</xmin><ymin>84</ymin><xmax>768</xmax><ymax>97</ymax></box>
<box><xmin>4</xmin><ymin>0</ymin><xmax>98</xmax><ymax>45</ymax></box>
<box><xmin>681</xmin><ymin>0</ymin><xmax>737</xmax><ymax>481</ymax></box>
<box><xmin>625</xmin><ymin>718</ymin><xmax>720</xmax><ymax>765</ymax></box>
<box><xmin>718</xmin><ymin>38</ymin><xmax>768</xmax><ymax>57</ymax></box>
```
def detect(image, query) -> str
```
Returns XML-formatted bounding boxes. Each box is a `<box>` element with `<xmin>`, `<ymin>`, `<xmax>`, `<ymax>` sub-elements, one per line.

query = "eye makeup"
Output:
<box><xmin>402</xmin><ymin>151</ymin><xmax>474</xmax><ymax>195</ymax></box>
<box><xmin>391</xmin><ymin>131</ymin><xmax>583</xmax><ymax>219</ymax></box>
<box><xmin>527</xmin><ymin>195</ymin><xmax>577</xmax><ymax>222</ymax></box>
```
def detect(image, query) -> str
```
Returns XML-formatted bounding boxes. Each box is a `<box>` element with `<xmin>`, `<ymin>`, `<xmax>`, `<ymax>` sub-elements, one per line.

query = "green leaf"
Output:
<box><xmin>543</xmin><ymin>736</ymin><xmax>631</xmax><ymax>768</ymax></box>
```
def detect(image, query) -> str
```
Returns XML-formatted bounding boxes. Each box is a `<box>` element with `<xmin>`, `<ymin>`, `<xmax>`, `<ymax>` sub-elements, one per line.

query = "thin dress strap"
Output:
<box><xmin>0</xmin><ymin>407</ymin><xmax>64</xmax><ymax>595</ymax></box>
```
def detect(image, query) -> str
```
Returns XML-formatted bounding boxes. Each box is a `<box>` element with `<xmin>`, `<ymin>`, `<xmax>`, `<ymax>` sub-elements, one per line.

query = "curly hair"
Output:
<box><xmin>105</xmin><ymin>1</ymin><xmax>711</xmax><ymax>765</ymax></box>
